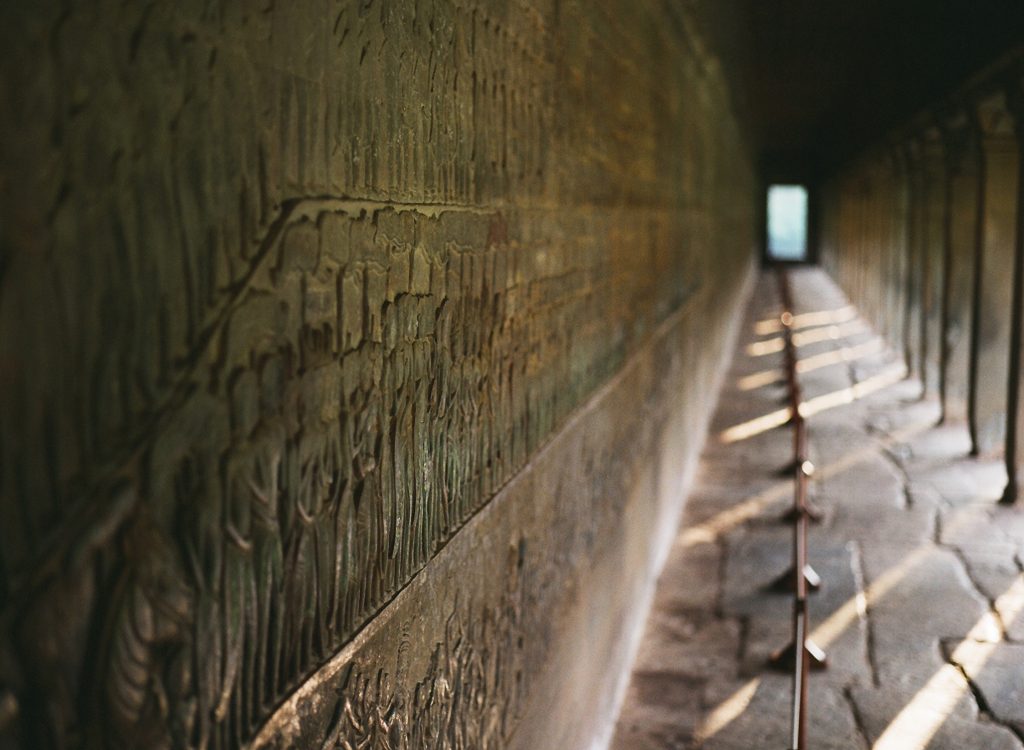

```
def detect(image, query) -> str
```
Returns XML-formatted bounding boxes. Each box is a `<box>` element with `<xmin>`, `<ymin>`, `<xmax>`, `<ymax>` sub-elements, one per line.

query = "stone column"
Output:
<box><xmin>903</xmin><ymin>138</ymin><xmax>927</xmax><ymax>387</ymax></box>
<box><xmin>920</xmin><ymin>127</ymin><xmax>947</xmax><ymax>400</ymax></box>
<box><xmin>1002</xmin><ymin>73</ymin><xmax>1024</xmax><ymax>503</ymax></box>
<box><xmin>970</xmin><ymin>90</ymin><xmax>1018</xmax><ymax>457</ymax></box>
<box><xmin>888</xmin><ymin>144</ymin><xmax>914</xmax><ymax>372</ymax></box>
<box><xmin>967</xmin><ymin>104</ymin><xmax>988</xmax><ymax>455</ymax></box>
<box><xmin>883</xmin><ymin>147</ymin><xmax>909</xmax><ymax>351</ymax></box>
<box><xmin>938</xmin><ymin>109</ymin><xmax>981</xmax><ymax>424</ymax></box>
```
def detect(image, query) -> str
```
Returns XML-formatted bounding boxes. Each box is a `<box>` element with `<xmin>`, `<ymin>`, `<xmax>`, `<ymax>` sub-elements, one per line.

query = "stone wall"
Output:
<box><xmin>0</xmin><ymin>1</ymin><xmax>755</xmax><ymax>747</ymax></box>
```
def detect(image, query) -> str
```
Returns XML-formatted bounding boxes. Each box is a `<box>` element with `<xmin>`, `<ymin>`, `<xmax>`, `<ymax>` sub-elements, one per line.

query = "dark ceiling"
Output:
<box><xmin>695</xmin><ymin>0</ymin><xmax>1024</xmax><ymax>179</ymax></box>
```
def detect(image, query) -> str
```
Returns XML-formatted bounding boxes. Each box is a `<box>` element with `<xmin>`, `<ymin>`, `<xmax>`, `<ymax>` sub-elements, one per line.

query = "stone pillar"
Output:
<box><xmin>938</xmin><ymin>109</ymin><xmax>981</xmax><ymax>424</ymax></box>
<box><xmin>971</xmin><ymin>91</ymin><xmax>1019</xmax><ymax>457</ymax></box>
<box><xmin>967</xmin><ymin>105</ymin><xmax>989</xmax><ymax>455</ymax></box>
<box><xmin>920</xmin><ymin>127</ymin><xmax>947</xmax><ymax>400</ymax></box>
<box><xmin>883</xmin><ymin>147</ymin><xmax>909</xmax><ymax>352</ymax></box>
<box><xmin>888</xmin><ymin>144</ymin><xmax>914</xmax><ymax>372</ymax></box>
<box><xmin>1002</xmin><ymin>74</ymin><xmax>1024</xmax><ymax>503</ymax></box>
<box><xmin>903</xmin><ymin>139</ymin><xmax>927</xmax><ymax>387</ymax></box>
<box><xmin>864</xmin><ymin>157</ymin><xmax>886</xmax><ymax>329</ymax></box>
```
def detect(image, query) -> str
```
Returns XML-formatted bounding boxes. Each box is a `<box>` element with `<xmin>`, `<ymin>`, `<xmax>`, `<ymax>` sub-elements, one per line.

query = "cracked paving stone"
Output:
<box><xmin>877</xmin><ymin>542</ymin><xmax>992</xmax><ymax>605</ymax></box>
<box><xmin>804</xmin><ymin>544</ymin><xmax>871</xmax><ymax>681</ymax></box>
<box><xmin>849</xmin><ymin>682</ymin><xmax>1024</xmax><ymax>750</ymax></box>
<box><xmin>947</xmin><ymin>640</ymin><xmax>1024</xmax><ymax>737</ymax></box>
<box><xmin>813</xmin><ymin>452</ymin><xmax>907</xmax><ymax>508</ymax></box>
<box><xmin>699</xmin><ymin>677</ymin><xmax>866</xmax><ymax>750</ymax></box>
<box><xmin>905</xmin><ymin>461</ymin><xmax>1007</xmax><ymax>504</ymax></box>
<box><xmin>940</xmin><ymin>507</ymin><xmax>1023</xmax><ymax>554</ymax></box>
<box><xmin>822</xmin><ymin>503</ymin><xmax>934</xmax><ymax>547</ymax></box>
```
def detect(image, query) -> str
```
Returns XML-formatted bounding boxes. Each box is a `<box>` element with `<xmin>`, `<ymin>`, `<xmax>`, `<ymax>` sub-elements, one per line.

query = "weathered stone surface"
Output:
<box><xmin>706</xmin><ymin>680</ymin><xmax>865</xmax><ymax>750</ymax></box>
<box><xmin>848</xmin><ymin>683</ymin><xmax>1023</xmax><ymax>750</ymax></box>
<box><xmin>0</xmin><ymin>1</ymin><xmax>756</xmax><ymax>747</ymax></box>
<box><xmin>952</xmin><ymin>641</ymin><xmax>1024</xmax><ymax>736</ymax></box>
<box><xmin>246</xmin><ymin>292</ymin><xmax>749</xmax><ymax>748</ymax></box>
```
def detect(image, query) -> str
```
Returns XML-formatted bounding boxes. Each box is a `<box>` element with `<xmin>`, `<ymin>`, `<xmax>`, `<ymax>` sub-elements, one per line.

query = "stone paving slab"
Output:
<box><xmin>610</xmin><ymin>269</ymin><xmax>1024</xmax><ymax>750</ymax></box>
<box><xmin>847</xmin><ymin>683</ymin><xmax>1023</xmax><ymax>749</ymax></box>
<box><xmin>952</xmin><ymin>641</ymin><xmax>1024</xmax><ymax>736</ymax></box>
<box><xmin>701</xmin><ymin>678</ymin><xmax>867</xmax><ymax>750</ymax></box>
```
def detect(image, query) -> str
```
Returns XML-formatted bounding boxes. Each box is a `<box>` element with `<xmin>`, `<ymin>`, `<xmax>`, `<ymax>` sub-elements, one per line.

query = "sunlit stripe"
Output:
<box><xmin>804</xmin><ymin>417</ymin><xmax>936</xmax><ymax>649</ymax></box>
<box><xmin>796</xmin><ymin>339</ymin><xmax>884</xmax><ymax>374</ymax></box>
<box><xmin>691</xmin><ymin>418</ymin><xmax>931</xmax><ymax>552</ymax></box>
<box><xmin>811</xmin><ymin>547</ymin><xmax>929</xmax><ymax>649</ymax></box>
<box><xmin>694</xmin><ymin>678</ymin><xmax>761</xmax><ymax>742</ymax></box>
<box><xmin>737</xmin><ymin>339</ymin><xmax>886</xmax><ymax>392</ymax></box>
<box><xmin>798</xmin><ymin>365</ymin><xmax>905</xmax><ymax>418</ymax></box>
<box><xmin>690</xmin><ymin>415</ymin><xmax>938</xmax><ymax>742</ymax></box>
<box><xmin>754</xmin><ymin>305</ymin><xmax>858</xmax><ymax>336</ymax></box>
<box><xmin>721</xmin><ymin>364</ymin><xmax>905</xmax><ymax>444</ymax></box>
<box><xmin>737</xmin><ymin>368</ymin><xmax>786</xmax><ymax>391</ymax></box>
<box><xmin>719</xmin><ymin>407</ymin><xmax>793</xmax><ymax>444</ymax></box>
<box><xmin>746</xmin><ymin>319</ymin><xmax>868</xmax><ymax>357</ymax></box>
<box><xmin>791</xmin><ymin>320</ymin><xmax>868</xmax><ymax>348</ymax></box>
<box><xmin>676</xmin><ymin>481</ymin><xmax>791</xmax><ymax>547</ymax></box>
<box><xmin>814</xmin><ymin>510</ymin><xmax>962</xmax><ymax>650</ymax></box>
<box><xmin>815</xmin><ymin>417</ymin><xmax>931</xmax><ymax>483</ymax></box>
<box><xmin>872</xmin><ymin>576</ymin><xmax>1024</xmax><ymax>749</ymax></box>
<box><xmin>746</xmin><ymin>337</ymin><xmax>787</xmax><ymax>356</ymax></box>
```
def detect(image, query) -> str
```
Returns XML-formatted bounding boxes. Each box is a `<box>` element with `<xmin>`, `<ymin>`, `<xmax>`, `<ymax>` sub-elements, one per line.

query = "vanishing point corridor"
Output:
<box><xmin>2</xmin><ymin>2</ymin><xmax>1024</xmax><ymax>749</ymax></box>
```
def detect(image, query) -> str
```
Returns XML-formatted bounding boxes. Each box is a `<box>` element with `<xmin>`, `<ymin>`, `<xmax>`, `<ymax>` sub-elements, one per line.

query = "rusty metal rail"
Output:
<box><xmin>772</xmin><ymin>268</ymin><xmax>827</xmax><ymax>750</ymax></box>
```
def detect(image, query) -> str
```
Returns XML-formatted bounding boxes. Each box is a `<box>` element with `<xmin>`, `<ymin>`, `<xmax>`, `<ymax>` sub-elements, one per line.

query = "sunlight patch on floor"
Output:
<box><xmin>737</xmin><ymin>339</ymin><xmax>886</xmax><ymax>392</ymax></box>
<box><xmin>746</xmin><ymin>319</ymin><xmax>868</xmax><ymax>357</ymax></box>
<box><xmin>719</xmin><ymin>407</ymin><xmax>793</xmax><ymax>444</ymax></box>
<box><xmin>693</xmin><ymin>678</ymin><xmax>762</xmax><ymax>744</ymax></box>
<box><xmin>872</xmin><ymin>576</ymin><xmax>1024</xmax><ymax>749</ymax></box>
<box><xmin>721</xmin><ymin>363</ymin><xmax>905</xmax><ymax>444</ymax></box>
<box><xmin>754</xmin><ymin>305</ymin><xmax>858</xmax><ymax>336</ymax></box>
<box><xmin>798</xmin><ymin>364</ymin><xmax>905</xmax><ymax>419</ymax></box>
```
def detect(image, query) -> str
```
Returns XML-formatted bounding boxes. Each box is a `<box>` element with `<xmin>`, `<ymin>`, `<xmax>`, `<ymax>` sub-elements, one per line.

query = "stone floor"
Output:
<box><xmin>610</xmin><ymin>268</ymin><xmax>1024</xmax><ymax>750</ymax></box>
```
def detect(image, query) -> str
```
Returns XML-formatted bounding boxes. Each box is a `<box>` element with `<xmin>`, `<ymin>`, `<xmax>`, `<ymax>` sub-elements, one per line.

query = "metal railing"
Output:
<box><xmin>771</xmin><ymin>269</ymin><xmax>828</xmax><ymax>750</ymax></box>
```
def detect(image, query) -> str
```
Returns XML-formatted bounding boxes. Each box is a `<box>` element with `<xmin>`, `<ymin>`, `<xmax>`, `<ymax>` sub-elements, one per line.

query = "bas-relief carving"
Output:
<box><xmin>3</xmin><ymin>201</ymin><xmax>659</xmax><ymax>748</ymax></box>
<box><xmin>249</xmin><ymin>279</ymin><xmax>736</xmax><ymax>749</ymax></box>
<box><xmin>309</xmin><ymin>585</ymin><xmax>525</xmax><ymax>750</ymax></box>
<box><xmin>0</xmin><ymin>0</ymin><xmax>752</xmax><ymax>747</ymax></box>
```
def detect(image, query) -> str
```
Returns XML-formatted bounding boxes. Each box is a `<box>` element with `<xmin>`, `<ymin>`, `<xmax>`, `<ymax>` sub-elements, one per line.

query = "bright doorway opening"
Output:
<box><xmin>766</xmin><ymin>185</ymin><xmax>809</xmax><ymax>262</ymax></box>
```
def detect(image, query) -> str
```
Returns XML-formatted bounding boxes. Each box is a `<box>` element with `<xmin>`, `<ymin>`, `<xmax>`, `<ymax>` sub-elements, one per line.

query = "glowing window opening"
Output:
<box><xmin>767</xmin><ymin>184</ymin><xmax>809</xmax><ymax>262</ymax></box>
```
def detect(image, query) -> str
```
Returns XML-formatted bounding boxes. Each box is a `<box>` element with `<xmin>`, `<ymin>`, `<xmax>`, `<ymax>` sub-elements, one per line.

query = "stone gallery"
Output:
<box><xmin>0</xmin><ymin>2</ymin><xmax>1022</xmax><ymax>748</ymax></box>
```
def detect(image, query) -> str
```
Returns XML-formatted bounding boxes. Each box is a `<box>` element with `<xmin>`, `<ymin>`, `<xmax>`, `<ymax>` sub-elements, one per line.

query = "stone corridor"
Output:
<box><xmin>612</xmin><ymin>268</ymin><xmax>1024</xmax><ymax>750</ymax></box>
<box><xmin>2</xmin><ymin>3</ymin><xmax>1023</xmax><ymax>748</ymax></box>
